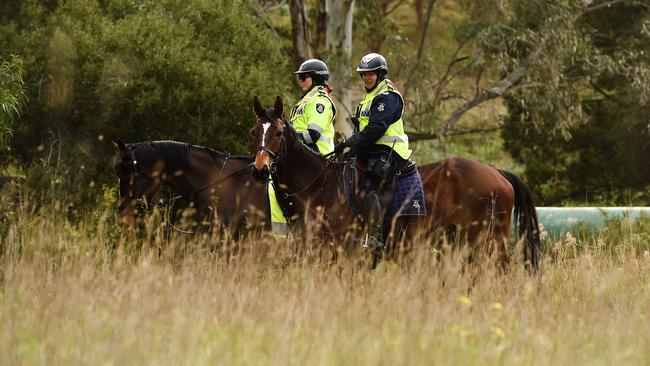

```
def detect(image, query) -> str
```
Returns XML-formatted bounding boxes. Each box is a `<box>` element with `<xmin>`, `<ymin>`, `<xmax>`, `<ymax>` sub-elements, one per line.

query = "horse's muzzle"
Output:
<box><xmin>252</xmin><ymin>165</ymin><xmax>270</xmax><ymax>182</ymax></box>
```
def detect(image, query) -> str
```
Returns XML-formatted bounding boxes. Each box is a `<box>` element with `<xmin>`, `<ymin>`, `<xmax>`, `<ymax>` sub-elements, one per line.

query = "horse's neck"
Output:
<box><xmin>277</xmin><ymin>141</ymin><xmax>338</xmax><ymax>205</ymax></box>
<box><xmin>163</xmin><ymin>148</ymin><xmax>227</xmax><ymax>196</ymax></box>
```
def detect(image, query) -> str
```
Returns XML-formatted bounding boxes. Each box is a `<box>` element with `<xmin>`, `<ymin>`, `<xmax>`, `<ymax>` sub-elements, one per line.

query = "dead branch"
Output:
<box><xmin>408</xmin><ymin>126</ymin><xmax>503</xmax><ymax>142</ymax></box>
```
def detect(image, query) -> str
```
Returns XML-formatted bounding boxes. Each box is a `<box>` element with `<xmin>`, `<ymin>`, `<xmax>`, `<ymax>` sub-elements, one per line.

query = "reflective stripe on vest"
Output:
<box><xmin>290</xmin><ymin>86</ymin><xmax>336</xmax><ymax>154</ymax></box>
<box><xmin>268</xmin><ymin>180</ymin><xmax>289</xmax><ymax>239</ymax></box>
<box><xmin>357</xmin><ymin>79</ymin><xmax>412</xmax><ymax>159</ymax></box>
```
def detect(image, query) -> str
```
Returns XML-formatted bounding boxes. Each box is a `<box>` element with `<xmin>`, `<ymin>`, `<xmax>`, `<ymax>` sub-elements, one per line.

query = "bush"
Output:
<box><xmin>0</xmin><ymin>0</ymin><xmax>292</xmax><ymax>207</ymax></box>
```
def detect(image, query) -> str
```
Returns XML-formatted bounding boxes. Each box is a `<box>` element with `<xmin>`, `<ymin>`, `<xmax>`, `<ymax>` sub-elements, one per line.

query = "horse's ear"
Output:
<box><xmin>112</xmin><ymin>139</ymin><xmax>127</xmax><ymax>154</ymax></box>
<box><xmin>252</xmin><ymin>96</ymin><xmax>265</xmax><ymax>119</ymax></box>
<box><xmin>273</xmin><ymin>96</ymin><xmax>283</xmax><ymax>119</ymax></box>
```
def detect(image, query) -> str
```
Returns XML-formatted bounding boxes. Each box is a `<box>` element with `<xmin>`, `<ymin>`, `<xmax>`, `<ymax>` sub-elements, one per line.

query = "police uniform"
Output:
<box><xmin>355</xmin><ymin>79</ymin><xmax>411</xmax><ymax>162</ymax></box>
<box><xmin>334</xmin><ymin>53</ymin><xmax>415</xmax><ymax>248</ymax></box>
<box><xmin>290</xmin><ymin>85</ymin><xmax>337</xmax><ymax>154</ymax></box>
<box><xmin>270</xmin><ymin>59</ymin><xmax>336</xmax><ymax>238</ymax></box>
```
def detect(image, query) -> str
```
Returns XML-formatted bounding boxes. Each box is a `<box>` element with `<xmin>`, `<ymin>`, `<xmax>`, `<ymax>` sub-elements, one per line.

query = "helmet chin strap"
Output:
<box><xmin>377</xmin><ymin>71</ymin><xmax>386</xmax><ymax>83</ymax></box>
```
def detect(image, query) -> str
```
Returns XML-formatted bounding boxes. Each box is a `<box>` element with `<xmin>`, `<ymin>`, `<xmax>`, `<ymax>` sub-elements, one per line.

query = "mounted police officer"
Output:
<box><xmin>270</xmin><ymin>58</ymin><xmax>337</xmax><ymax>238</ymax></box>
<box><xmin>291</xmin><ymin>59</ymin><xmax>337</xmax><ymax>154</ymax></box>
<box><xmin>334</xmin><ymin>52</ymin><xmax>414</xmax><ymax>248</ymax></box>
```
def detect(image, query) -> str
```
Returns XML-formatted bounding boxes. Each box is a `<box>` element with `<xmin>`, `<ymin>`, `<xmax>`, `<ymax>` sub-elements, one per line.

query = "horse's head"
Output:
<box><xmin>112</xmin><ymin>139</ymin><xmax>161</xmax><ymax>227</ymax></box>
<box><xmin>251</xmin><ymin>96</ymin><xmax>287</xmax><ymax>182</ymax></box>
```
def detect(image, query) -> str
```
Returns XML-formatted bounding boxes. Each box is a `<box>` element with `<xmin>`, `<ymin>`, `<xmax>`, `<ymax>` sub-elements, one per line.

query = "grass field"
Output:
<box><xmin>1</xmin><ymin>202</ymin><xmax>649</xmax><ymax>365</ymax></box>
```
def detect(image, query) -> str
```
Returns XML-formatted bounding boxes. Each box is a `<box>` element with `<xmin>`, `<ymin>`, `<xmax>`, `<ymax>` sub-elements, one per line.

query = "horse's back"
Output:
<box><xmin>418</xmin><ymin>157</ymin><xmax>514</xmax><ymax>232</ymax></box>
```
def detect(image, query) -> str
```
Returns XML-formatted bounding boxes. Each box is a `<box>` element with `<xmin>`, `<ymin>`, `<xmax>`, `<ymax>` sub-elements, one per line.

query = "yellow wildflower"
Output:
<box><xmin>490</xmin><ymin>302</ymin><xmax>503</xmax><ymax>311</ymax></box>
<box><xmin>458</xmin><ymin>295</ymin><xmax>471</xmax><ymax>306</ymax></box>
<box><xmin>491</xmin><ymin>326</ymin><xmax>506</xmax><ymax>339</ymax></box>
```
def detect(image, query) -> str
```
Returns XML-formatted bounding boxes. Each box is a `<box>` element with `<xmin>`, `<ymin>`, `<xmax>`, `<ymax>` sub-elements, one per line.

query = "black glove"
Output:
<box><xmin>333</xmin><ymin>135</ymin><xmax>359</xmax><ymax>155</ymax></box>
<box><xmin>333</xmin><ymin>140</ymin><xmax>347</xmax><ymax>155</ymax></box>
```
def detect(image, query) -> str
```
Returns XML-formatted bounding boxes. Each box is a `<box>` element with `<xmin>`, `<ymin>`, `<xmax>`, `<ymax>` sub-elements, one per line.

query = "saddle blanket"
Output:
<box><xmin>386</xmin><ymin>169</ymin><xmax>427</xmax><ymax>219</ymax></box>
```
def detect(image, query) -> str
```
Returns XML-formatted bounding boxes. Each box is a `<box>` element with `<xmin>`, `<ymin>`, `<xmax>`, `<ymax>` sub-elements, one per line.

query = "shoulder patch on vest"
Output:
<box><xmin>376</xmin><ymin>103</ymin><xmax>385</xmax><ymax>112</ymax></box>
<box><xmin>316</xmin><ymin>103</ymin><xmax>325</xmax><ymax>113</ymax></box>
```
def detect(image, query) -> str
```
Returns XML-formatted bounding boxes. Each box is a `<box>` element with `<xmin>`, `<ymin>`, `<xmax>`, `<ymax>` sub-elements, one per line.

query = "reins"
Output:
<box><xmin>152</xmin><ymin>160</ymin><xmax>254</xmax><ymax>210</ymax></box>
<box><xmin>152</xmin><ymin>161</ymin><xmax>254</xmax><ymax>234</ymax></box>
<box><xmin>274</xmin><ymin>155</ymin><xmax>337</xmax><ymax>200</ymax></box>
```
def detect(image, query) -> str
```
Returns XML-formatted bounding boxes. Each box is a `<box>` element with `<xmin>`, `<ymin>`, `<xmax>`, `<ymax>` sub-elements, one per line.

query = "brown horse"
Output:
<box><xmin>251</xmin><ymin>96</ymin><xmax>541</xmax><ymax>270</ymax></box>
<box><xmin>419</xmin><ymin>159</ymin><xmax>541</xmax><ymax>269</ymax></box>
<box><xmin>112</xmin><ymin>139</ymin><xmax>267</xmax><ymax>231</ymax></box>
<box><xmin>250</xmin><ymin>97</ymin><xmax>410</xmax><ymax>255</ymax></box>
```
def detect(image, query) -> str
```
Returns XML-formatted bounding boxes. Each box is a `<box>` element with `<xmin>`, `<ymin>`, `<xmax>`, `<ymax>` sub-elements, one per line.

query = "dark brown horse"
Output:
<box><xmin>250</xmin><ymin>97</ymin><xmax>405</xmax><ymax>248</ymax></box>
<box><xmin>112</xmin><ymin>139</ymin><xmax>266</xmax><ymax>231</ymax></box>
<box><xmin>251</xmin><ymin>96</ymin><xmax>541</xmax><ymax>270</ymax></box>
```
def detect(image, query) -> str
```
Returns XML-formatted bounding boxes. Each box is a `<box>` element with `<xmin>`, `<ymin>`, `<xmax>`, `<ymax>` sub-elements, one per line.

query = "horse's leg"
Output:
<box><xmin>382</xmin><ymin>217</ymin><xmax>412</xmax><ymax>262</ymax></box>
<box><xmin>465</xmin><ymin>213</ymin><xmax>510</xmax><ymax>272</ymax></box>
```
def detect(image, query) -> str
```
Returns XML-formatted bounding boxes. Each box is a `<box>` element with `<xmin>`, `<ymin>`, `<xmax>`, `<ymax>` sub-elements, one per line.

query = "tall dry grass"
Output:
<box><xmin>1</xmin><ymin>197</ymin><xmax>649</xmax><ymax>365</ymax></box>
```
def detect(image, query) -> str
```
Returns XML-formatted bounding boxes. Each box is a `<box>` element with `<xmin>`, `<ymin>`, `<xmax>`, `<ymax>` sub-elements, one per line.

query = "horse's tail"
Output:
<box><xmin>498</xmin><ymin>170</ymin><xmax>542</xmax><ymax>271</ymax></box>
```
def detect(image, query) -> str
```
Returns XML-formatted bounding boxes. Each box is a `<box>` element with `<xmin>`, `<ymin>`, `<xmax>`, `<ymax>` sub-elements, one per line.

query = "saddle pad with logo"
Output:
<box><xmin>386</xmin><ymin>169</ymin><xmax>427</xmax><ymax>219</ymax></box>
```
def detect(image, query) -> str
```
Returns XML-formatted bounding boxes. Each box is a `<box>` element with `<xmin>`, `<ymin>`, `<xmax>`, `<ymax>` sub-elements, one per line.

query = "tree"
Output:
<box><xmin>289</xmin><ymin>0</ymin><xmax>356</xmax><ymax>136</ymax></box>
<box><xmin>487</xmin><ymin>0</ymin><xmax>650</xmax><ymax>203</ymax></box>
<box><xmin>289</xmin><ymin>0</ymin><xmax>312</xmax><ymax>67</ymax></box>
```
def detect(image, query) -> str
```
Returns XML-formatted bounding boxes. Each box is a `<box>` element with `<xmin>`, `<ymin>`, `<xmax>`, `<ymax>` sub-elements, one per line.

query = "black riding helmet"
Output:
<box><xmin>356</xmin><ymin>53</ymin><xmax>388</xmax><ymax>79</ymax></box>
<box><xmin>295</xmin><ymin>59</ymin><xmax>330</xmax><ymax>86</ymax></box>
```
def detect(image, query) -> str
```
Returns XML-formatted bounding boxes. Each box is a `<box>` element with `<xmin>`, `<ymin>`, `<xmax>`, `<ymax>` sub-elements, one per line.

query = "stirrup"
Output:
<box><xmin>353</xmin><ymin>233</ymin><xmax>384</xmax><ymax>250</ymax></box>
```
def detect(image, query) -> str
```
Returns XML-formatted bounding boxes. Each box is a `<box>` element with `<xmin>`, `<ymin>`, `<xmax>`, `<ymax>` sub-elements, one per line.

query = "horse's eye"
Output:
<box><xmin>275</xmin><ymin>130</ymin><xmax>282</xmax><ymax>137</ymax></box>
<box><xmin>251</xmin><ymin>129</ymin><xmax>256</xmax><ymax>136</ymax></box>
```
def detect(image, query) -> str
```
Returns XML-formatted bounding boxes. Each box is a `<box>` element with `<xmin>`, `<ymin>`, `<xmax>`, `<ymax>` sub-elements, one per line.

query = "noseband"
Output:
<box><xmin>257</xmin><ymin>146</ymin><xmax>278</xmax><ymax>162</ymax></box>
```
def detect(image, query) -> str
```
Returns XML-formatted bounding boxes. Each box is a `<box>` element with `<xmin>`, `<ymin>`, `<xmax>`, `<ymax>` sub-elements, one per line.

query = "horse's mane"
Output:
<box><xmin>127</xmin><ymin>140</ymin><xmax>252</xmax><ymax>169</ymax></box>
<box><xmin>190</xmin><ymin>145</ymin><xmax>253</xmax><ymax>162</ymax></box>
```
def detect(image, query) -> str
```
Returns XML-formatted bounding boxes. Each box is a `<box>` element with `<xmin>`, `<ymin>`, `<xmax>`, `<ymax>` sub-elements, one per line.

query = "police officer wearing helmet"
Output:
<box><xmin>291</xmin><ymin>59</ymin><xmax>337</xmax><ymax>154</ymax></box>
<box><xmin>333</xmin><ymin>53</ymin><xmax>414</xmax><ymax>248</ymax></box>
<box><xmin>269</xmin><ymin>58</ymin><xmax>337</xmax><ymax>238</ymax></box>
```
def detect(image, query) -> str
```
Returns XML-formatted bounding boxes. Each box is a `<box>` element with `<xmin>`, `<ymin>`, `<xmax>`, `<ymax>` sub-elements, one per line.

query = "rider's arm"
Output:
<box><xmin>349</xmin><ymin>93</ymin><xmax>402</xmax><ymax>146</ymax></box>
<box><xmin>302</xmin><ymin>96</ymin><xmax>334</xmax><ymax>145</ymax></box>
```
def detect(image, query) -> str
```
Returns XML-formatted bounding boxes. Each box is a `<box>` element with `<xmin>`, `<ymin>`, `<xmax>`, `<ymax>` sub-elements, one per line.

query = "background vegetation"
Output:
<box><xmin>1</xmin><ymin>0</ymin><xmax>649</xmax><ymax>206</ymax></box>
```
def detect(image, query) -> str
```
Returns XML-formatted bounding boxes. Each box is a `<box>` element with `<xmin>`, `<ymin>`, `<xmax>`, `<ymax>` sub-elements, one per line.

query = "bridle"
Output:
<box><xmin>256</xmin><ymin>118</ymin><xmax>287</xmax><ymax>176</ymax></box>
<box><xmin>117</xmin><ymin>148</ymin><xmax>156</xmax><ymax>214</ymax></box>
<box><xmin>256</xmin><ymin>146</ymin><xmax>280</xmax><ymax>174</ymax></box>
<box><xmin>255</xmin><ymin>119</ymin><xmax>339</xmax><ymax>221</ymax></box>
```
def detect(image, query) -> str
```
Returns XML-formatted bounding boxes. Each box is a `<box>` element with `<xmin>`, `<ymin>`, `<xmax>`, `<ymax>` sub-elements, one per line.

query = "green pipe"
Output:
<box><xmin>533</xmin><ymin>207</ymin><xmax>650</xmax><ymax>238</ymax></box>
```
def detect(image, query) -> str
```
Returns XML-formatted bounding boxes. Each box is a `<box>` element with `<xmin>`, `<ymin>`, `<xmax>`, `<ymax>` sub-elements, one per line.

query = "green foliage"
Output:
<box><xmin>0</xmin><ymin>54</ymin><xmax>26</xmax><ymax>150</ymax></box>
<box><xmin>475</xmin><ymin>1</ymin><xmax>650</xmax><ymax>204</ymax></box>
<box><xmin>0</xmin><ymin>0</ymin><xmax>291</xmax><ymax>206</ymax></box>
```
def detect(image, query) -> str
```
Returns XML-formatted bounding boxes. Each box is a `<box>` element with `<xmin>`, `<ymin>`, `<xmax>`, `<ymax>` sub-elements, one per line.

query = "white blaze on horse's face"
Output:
<box><xmin>261</xmin><ymin>122</ymin><xmax>271</xmax><ymax>147</ymax></box>
<box><xmin>254</xmin><ymin>121</ymin><xmax>275</xmax><ymax>174</ymax></box>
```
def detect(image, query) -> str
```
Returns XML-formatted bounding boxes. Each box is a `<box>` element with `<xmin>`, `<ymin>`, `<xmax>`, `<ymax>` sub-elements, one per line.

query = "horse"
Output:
<box><xmin>250</xmin><ymin>96</ymin><xmax>541</xmax><ymax>270</ymax></box>
<box><xmin>112</xmin><ymin>139</ymin><xmax>267</xmax><ymax>232</ymax></box>
<box><xmin>418</xmin><ymin>158</ymin><xmax>541</xmax><ymax>269</ymax></box>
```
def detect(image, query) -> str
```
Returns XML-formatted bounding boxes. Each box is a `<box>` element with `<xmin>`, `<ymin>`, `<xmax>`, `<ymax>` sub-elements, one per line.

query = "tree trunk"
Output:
<box><xmin>414</xmin><ymin>0</ymin><xmax>425</xmax><ymax>44</ymax></box>
<box><xmin>289</xmin><ymin>0</ymin><xmax>312</xmax><ymax>68</ymax></box>
<box><xmin>326</xmin><ymin>0</ymin><xmax>355</xmax><ymax>137</ymax></box>
<box><xmin>314</xmin><ymin>0</ymin><xmax>329</xmax><ymax>51</ymax></box>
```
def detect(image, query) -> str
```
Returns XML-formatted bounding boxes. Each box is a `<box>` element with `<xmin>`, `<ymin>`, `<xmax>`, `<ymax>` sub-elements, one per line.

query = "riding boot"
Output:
<box><xmin>361</xmin><ymin>191</ymin><xmax>383</xmax><ymax>249</ymax></box>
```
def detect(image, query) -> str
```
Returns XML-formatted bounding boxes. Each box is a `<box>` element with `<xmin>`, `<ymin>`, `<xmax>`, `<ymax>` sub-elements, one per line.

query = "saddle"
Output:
<box><xmin>342</xmin><ymin>158</ymin><xmax>426</xmax><ymax>220</ymax></box>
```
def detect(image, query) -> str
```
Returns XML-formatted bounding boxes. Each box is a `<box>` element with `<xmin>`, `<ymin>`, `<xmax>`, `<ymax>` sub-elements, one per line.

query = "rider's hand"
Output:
<box><xmin>334</xmin><ymin>141</ymin><xmax>347</xmax><ymax>155</ymax></box>
<box><xmin>334</xmin><ymin>135</ymin><xmax>358</xmax><ymax>155</ymax></box>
